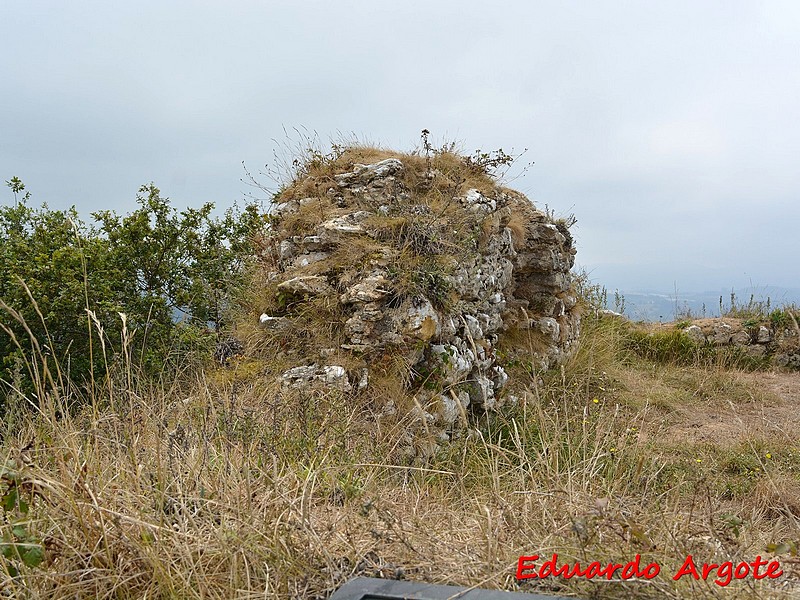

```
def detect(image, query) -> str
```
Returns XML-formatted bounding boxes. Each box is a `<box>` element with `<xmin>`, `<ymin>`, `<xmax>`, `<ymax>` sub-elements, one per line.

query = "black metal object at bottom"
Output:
<box><xmin>329</xmin><ymin>577</ymin><xmax>571</xmax><ymax>600</ymax></box>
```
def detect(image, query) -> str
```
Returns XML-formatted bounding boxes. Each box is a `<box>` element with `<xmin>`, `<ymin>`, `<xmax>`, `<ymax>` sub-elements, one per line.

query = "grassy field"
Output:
<box><xmin>2</xmin><ymin>142</ymin><xmax>798</xmax><ymax>598</ymax></box>
<box><xmin>1</xmin><ymin>311</ymin><xmax>799</xmax><ymax>599</ymax></box>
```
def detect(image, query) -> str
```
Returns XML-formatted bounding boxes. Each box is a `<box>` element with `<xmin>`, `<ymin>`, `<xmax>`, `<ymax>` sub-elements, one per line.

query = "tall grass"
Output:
<box><xmin>1</xmin><ymin>308</ymin><xmax>798</xmax><ymax>599</ymax></box>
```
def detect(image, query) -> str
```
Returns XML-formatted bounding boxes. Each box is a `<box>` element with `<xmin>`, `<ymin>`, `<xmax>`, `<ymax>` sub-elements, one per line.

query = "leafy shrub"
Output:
<box><xmin>0</xmin><ymin>179</ymin><xmax>266</xmax><ymax>409</ymax></box>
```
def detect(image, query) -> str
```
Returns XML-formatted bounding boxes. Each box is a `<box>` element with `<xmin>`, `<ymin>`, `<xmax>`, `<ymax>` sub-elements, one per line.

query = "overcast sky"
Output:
<box><xmin>3</xmin><ymin>1</ymin><xmax>799</xmax><ymax>294</ymax></box>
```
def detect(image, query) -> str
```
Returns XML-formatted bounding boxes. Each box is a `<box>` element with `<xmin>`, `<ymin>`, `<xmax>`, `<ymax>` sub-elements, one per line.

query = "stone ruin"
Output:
<box><xmin>681</xmin><ymin>317</ymin><xmax>800</xmax><ymax>368</ymax></box>
<box><xmin>253</xmin><ymin>150</ymin><xmax>580</xmax><ymax>441</ymax></box>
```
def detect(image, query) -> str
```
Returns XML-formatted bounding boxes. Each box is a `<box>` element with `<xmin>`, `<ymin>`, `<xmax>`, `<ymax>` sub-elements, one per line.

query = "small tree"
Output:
<box><xmin>1</xmin><ymin>179</ymin><xmax>266</xmax><ymax>407</ymax></box>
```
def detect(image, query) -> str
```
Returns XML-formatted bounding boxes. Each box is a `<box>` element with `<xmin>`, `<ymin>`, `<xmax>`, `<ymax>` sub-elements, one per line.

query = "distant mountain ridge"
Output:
<box><xmin>614</xmin><ymin>285</ymin><xmax>800</xmax><ymax>322</ymax></box>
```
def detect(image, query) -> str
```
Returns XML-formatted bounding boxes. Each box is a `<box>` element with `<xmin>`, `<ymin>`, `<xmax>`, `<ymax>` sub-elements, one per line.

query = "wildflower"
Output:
<box><xmin>765</xmin><ymin>453</ymin><xmax>772</xmax><ymax>460</ymax></box>
<box><xmin>696</xmin><ymin>459</ymin><xmax>702</xmax><ymax>463</ymax></box>
<box><xmin>592</xmin><ymin>398</ymin><xmax>599</xmax><ymax>404</ymax></box>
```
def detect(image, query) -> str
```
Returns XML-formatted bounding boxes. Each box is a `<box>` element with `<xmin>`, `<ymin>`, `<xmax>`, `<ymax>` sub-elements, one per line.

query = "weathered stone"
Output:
<box><xmin>259</xmin><ymin>314</ymin><xmax>287</xmax><ymax>330</ymax></box>
<box><xmin>684</xmin><ymin>325</ymin><xmax>706</xmax><ymax>344</ymax></box>
<box><xmin>515</xmin><ymin>272</ymin><xmax>571</xmax><ymax>298</ymax></box>
<box><xmin>463</xmin><ymin>314</ymin><xmax>483</xmax><ymax>339</ymax></box>
<box><xmin>536</xmin><ymin>317</ymin><xmax>561</xmax><ymax>343</ymax></box>
<box><xmin>292</xmin><ymin>252</ymin><xmax>329</xmax><ymax>268</ymax></box>
<box><xmin>409</xmin><ymin>403</ymin><xmax>435</xmax><ymax>425</ymax></box>
<box><xmin>529</xmin><ymin>222</ymin><xmax>565</xmax><ymax>243</ymax></box>
<box><xmin>477</xmin><ymin>311</ymin><xmax>503</xmax><ymax>335</ymax></box>
<box><xmin>514</xmin><ymin>247</ymin><xmax>569</xmax><ymax>274</ymax></box>
<box><xmin>430</xmin><ymin>344</ymin><xmax>473</xmax><ymax>382</ymax></box>
<box><xmin>774</xmin><ymin>352</ymin><xmax>800</xmax><ymax>368</ymax></box>
<box><xmin>488</xmin><ymin>293</ymin><xmax>503</xmax><ymax>304</ymax></box>
<box><xmin>281</xmin><ymin>365</ymin><xmax>317</xmax><ymax>382</ymax></box>
<box><xmin>319</xmin><ymin>365</ymin><xmax>349</xmax><ymax>387</ymax></box>
<box><xmin>344</xmin><ymin>314</ymin><xmax>371</xmax><ymax>345</ymax></box>
<box><xmin>293</xmin><ymin>235</ymin><xmax>328</xmax><ymax>252</ymax></box>
<box><xmin>340</xmin><ymin>273</ymin><xmax>391</xmax><ymax>304</ymax></box>
<box><xmin>280</xmin><ymin>364</ymin><xmax>351</xmax><ymax>391</ymax></box>
<box><xmin>452</xmin><ymin>255</ymin><xmax>514</xmax><ymax>301</ymax></box>
<box><xmin>435</xmin><ymin>394</ymin><xmax>462</xmax><ymax>426</ymax></box>
<box><xmin>319</xmin><ymin>211</ymin><xmax>373</xmax><ymax>236</ymax></box>
<box><xmin>335</xmin><ymin>158</ymin><xmax>404</xmax><ymax>186</ymax></box>
<box><xmin>279</xmin><ymin>239</ymin><xmax>297</xmax><ymax>260</ymax></box>
<box><xmin>272</xmin><ymin>197</ymin><xmax>316</xmax><ymax>217</ymax></box>
<box><xmin>491</xmin><ymin>365</ymin><xmax>509</xmax><ymax>390</ymax></box>
<box><xmin>381</xmin><ymin>398</ymin><xmax>397</xmax><ymax>416</ymax></box>
<box><xmin>357</xmin><ymin>368</ymin><xmax>369</xmax><ymax>390</ymax></box>
<box><xmin>277</xmin><ymin>275</ymin><xmax>332</xmax><ymax>296</ymax></box>
<box><xmin>710</xmin><ymin>322</ymin><xmax>734</xmax><ymax>345</ymax></box>
<box><xmin>402</xmin><ymin>298</ymin><xmax>440</xmax><ymax>340</ymax></box>
<box><xmin>440</xmin><ymin>316</ymin><xmax>458</xmax><ymax>339</ymax></box>
<box><xmin>562</xmin><ymin>294</ymin><xmax>578</xmax><ymax>310</ymax></box>
<box><xmin>468</xmin><ymin>375</ymin><xmax>494</xmax><ymax>409</ymax></box>
<box><xmin>757</xmin><ymin>326</ymin><xmax>772</xmax><ymax>344</ymax></box>
<box><xmin>461</xmin><ymin>188</ymin><xmax>497</xmax><ymax>213</ymax></box>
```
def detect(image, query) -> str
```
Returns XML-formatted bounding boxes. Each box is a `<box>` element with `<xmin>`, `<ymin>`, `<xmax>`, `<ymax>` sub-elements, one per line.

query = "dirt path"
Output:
<box><xmin>755</xmin><ymin>370</ymin><xmax>800</xmax><ymax>403</ymax></box>
<box><xmin>659</xmin><ymin>371</ymin><xmax>800</xmax><ymax>447</ymax></box>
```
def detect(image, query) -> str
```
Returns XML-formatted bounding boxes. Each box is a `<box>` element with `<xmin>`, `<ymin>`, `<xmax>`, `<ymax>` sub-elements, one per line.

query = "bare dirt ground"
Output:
<box><xmin>660</xmin><ymin>371</ymin><xmax>800</xmax><ymax>447</ymax></box>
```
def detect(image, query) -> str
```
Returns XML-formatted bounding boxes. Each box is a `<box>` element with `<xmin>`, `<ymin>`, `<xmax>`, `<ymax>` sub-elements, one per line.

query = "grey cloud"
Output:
<box><xmin>2</xmin><ymin>0</ymin><xmax>799</xmax><ymax>291</ymax></box>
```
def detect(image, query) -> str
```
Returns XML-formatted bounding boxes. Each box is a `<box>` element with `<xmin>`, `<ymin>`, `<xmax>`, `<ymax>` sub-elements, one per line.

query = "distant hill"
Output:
<box><xmin>615</xmin><ymin>285</ymin><xmax>800</xmax><ymax>322</ymax></box>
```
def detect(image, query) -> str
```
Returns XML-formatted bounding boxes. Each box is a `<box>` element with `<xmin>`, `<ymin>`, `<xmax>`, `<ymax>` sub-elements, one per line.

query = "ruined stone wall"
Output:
<box><xmin>254</xmin><ymin>153</ymin><xmax>580</xmax><ymax>437</ymax></box>
<box><xmin>682</xmin><ymin>317</ymin><xmax>800</xmax><ymax>368</ymax></box>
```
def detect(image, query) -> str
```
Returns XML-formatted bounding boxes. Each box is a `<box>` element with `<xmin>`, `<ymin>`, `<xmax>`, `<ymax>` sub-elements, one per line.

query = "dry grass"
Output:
<box><xmin>275</xmin><ymin>144</ymin><xmax>498</xmax><ymax>206</ymax></box>
<box><xmin>1</xmin><ymin>313</ymin><xmax>799</xmax><ymax>599</ymax></box>
<box><xmin>2</xmin><ymin>145</ymin><xmax>798</xmax><ymax>598</ymax></box>
<box><xmin>504</xmin><ymin>214</ymin><xmax>529</xmax><ymax>251</ymax></box>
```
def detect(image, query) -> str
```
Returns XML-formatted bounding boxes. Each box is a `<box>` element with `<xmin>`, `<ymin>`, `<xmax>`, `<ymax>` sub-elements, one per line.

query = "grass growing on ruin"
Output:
<box><xmin>272</xmin><ymin>142</ymin><xmax>501</xmax><ymax>205</ymax></box>
<box><xmin>1</xmin><ymin>307</ymin><xmax>799</xmax><ymax>599</ymax></box>
<box><xmin>246</xmin><ymin>142</ymin><xmax>559</xmax><ymax>435</ymax></box>
<box><xmin>2</xmin><ymin>141</ymin><xmax>798</xmax><ymax>598</ymax></box>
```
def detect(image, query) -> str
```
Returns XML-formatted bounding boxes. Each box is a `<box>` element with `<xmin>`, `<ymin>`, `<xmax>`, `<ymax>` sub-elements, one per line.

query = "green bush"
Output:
<box><xmin>0</xmin><ymin>179</ymin><xmax>266</xmax><ymax>410</ymax></box>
